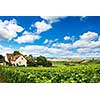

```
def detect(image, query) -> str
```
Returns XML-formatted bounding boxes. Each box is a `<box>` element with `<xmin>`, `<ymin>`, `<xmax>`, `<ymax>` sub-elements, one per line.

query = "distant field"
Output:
<box><xmin>52</xmin><ymin>61</ymin><xmax>66</xmax><ymax>67</ymax></box>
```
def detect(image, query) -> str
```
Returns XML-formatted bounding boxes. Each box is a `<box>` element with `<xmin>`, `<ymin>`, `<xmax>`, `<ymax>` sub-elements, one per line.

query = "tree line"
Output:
<box><xmin>0</xmin><ymin>51</ymin><xmax>52</xmax><ymax>67</ymax></box>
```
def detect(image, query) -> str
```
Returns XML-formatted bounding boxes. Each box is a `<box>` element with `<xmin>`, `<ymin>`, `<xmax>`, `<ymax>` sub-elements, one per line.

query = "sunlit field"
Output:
<box><xmin>0</xmin><ymin>61</ymin><xmax>100</xmax><ymax>83</ymax></box>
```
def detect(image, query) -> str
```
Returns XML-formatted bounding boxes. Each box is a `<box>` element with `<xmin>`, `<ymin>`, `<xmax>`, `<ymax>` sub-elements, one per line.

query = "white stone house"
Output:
<box><xmin>5</xmin><ymin>53</ymin><xmax>27</xmax><ymax>66</ymax></box>
<box><xmin>0</xmin><ymin>62</ymin><xmax>6</xmax><ymax>66</ymax></box>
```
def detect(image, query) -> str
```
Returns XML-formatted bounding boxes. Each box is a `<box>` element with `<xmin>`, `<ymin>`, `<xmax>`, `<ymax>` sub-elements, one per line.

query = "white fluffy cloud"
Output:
<box><xmin>19</xmin><ymin>45</ymin><xmax>72</xmax><ymax>57</ymax></box>
<box><xmin>43</xmin><ymin>39</ymin><xmax>49</xmax><ymax>44</ymax></box>
<box><xmin>72</xmin><ymin>31</ymin><xmax>100</xmax><ymax>57</ymax></box>
<box><xmin>19</xmin><ymin>44</ymin><xmax>100</xmax><ymax>58</ymax></box>
<box><xmin>50</xmin><ymin>31</ymin><xmax>100</xmax><ymax>57</ymax></box>
<box><xmin>64</xmin><ymin>36</ymin><xmax>70</xmax><ymax>40</ymax></box>
<box><xmin>77</xmin><ymin>48</ymin><xmax>92</xmax><ymax>53</ymax></box>
<box><xmin>18</xmin><ymin>30</ymin><xmax>100</xmax><ymax>58</ymax></box>
<box><xmin>73</xmin><ymin>40</ymin><xmax>89</xmax><ymax>48</ymax></box>
<box><xmin>0</xmin><ymin>19</ymin><xmax>24</xmax><ymax>41</ymax></box>
<box><xmin>52</xmin><ymin>43</ymin><xmax>72</xmax><ymax>50</ymax></box>
<box><xmin>73</xmin><ymin>31</ymin><xmax>99</xmax><ymax>48</ymax></box>
<box><xmin>80</xmin><ymin>31</ymin><xmax>98</xmax><ymax>41</ymax></box>
<box><xmin>0</xmin><ymin>45</ymin><xmax>13</xmax><ymax>55</ymax></box>
<box><xmin>40</xmin><ymin>16</ymin><xmax>66</xmax><ymax>24</ymax></box>
<box><xmin>14</xmin><ymin>31</ymin><xmax>41</xmax><ymax>44</ymax></box>
<box><xmin>34</xmin><ymin>20</ymin><xmax>52</xmax><ymax>34</ymax></box>
<box><xmin>32</xmin><ymin>16</ymin><xmax>66</xmax><ymax>34</ymax></box>
<box><xmin>43</xmin><ymin>39</ymin><xmax>58</xmax><ymax>47</ymax></box>
<box><xmin>76</xmin><ymin>47</ymin><xmax>100</xmax><ymax>57</ymax></box>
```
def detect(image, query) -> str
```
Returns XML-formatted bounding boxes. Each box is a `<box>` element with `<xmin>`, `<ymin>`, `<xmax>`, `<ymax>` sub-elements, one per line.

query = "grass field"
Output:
<box><xmin>0</xmin><ymin>62</ymin><xmax>100</xmax><ymax>83</ymax></box>
<box><xmin>52</xmin><ymin>61</ymin><xmax>66</xmax><ymax>67</ymax></box>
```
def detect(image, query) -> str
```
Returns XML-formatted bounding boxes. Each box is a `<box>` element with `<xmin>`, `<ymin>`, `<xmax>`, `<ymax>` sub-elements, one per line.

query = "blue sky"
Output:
<box><xmin>0</xmin><ymin>16</ymin><xmax>100</xmax><ymax>58</ymax></box>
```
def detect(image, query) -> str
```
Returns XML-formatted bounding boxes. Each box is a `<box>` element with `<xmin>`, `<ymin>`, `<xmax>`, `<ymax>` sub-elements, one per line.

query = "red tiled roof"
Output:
<box><xmin>6</xmin><ymin>53</ymin><xmax>21</xmax><ymax>61</ymax></box>
<box><xmin>6</xmin><ymin>53</ymin><xmax>13</xmax><ymax>61</ymax></box>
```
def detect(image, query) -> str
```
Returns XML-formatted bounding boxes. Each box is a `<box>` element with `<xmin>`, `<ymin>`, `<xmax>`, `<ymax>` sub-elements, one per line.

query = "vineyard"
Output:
<box><xmin>0</xmin><ymin>63</ymin><xmax>100</xmax><ymax>83</ymax></box>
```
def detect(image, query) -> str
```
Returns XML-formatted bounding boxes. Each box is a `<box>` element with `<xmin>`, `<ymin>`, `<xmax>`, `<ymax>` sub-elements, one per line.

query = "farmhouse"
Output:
<box><xmin>5</xmin><ymin>53</ymin><xmax>27</xmax><ymax>66</ymax></box>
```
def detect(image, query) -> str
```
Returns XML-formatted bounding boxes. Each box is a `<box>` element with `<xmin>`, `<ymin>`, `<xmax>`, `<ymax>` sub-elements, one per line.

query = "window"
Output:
<box><xmin>19</xmin><ymin>61</ymin><xmax>21</xmax><ymax>64</ymax></box>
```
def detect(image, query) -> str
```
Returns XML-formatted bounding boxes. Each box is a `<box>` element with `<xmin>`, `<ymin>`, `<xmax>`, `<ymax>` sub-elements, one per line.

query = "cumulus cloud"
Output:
<box><xmin>76</xmin><ymin>47</ymin><xmax>100</xmax><ymax>57</ymax></box>
<box><xmin>34</xmin><ymin>20</ymin><xmax>52</xmax><ymax>34</ymax></box>
<box><xmin>73</xmin><ymin>31</ymin><xmax>99</xmax><ymax>48</ymax></box>
<box><xmin>43</xmin><ymin>39</ymin><xmax>49</xmax><ymax>44</ymax></box>
<box><xmin>43</xmin><ymin>38</ymin><xmax>58</xmax><ymax>47</ymax></box>
<box><xmin>52</xmin><ymin>43</ymin><xmax>72</xmax><ymax>50</ymax></box>
<box><xmin>19</xmin><ymin>31</ymin><xmax>100</xmax><ymax>58</ymax></box>
<box><xmin>50</xmin><ymin>31</ymin><xmax>100</xmax><ymax>57</ymax></box>
<box><xmin>77</xmin><ymin>48</ymin><xmax>92</xmax><ymax>54</ymax></box>
<box><xmin>19</xmin><ymin>45</ymin><xmax>72</xmax><ymax>58</ymax></box>
<box><xmin>80</xmin><ymin>31</ymin><xmax>98</xmax><ymax>41</ymax></box>
<box><xmin>0</xmin><ymin>19</ymin><xmax>24</xmax><ymax>41</ymax></box>
<box><xmin>14</xmin><ymin>31</ymin><xmax>41</xmax><ymax>44</ymax></box>
<box><xmin>71</xmin><ymin>31</ymin><xmax>100</xmax><ymax>57</ymax></box>
<box><xmin>32</xmin><ymin>16</ymin><xmax>66</xmax><ymax>34</ymax></box>
<box><xmin>0</xmin><ymin>45</ymin><xmax>13</xmax><ymax>55</ymax></box>
<box><xmin>64</xmin><ymin>36</ymin><xmax>70</xmax><ymax>40</ymax></box>
<box><xmin>18</xmin><ymin>31</ymin><xmax>100</xmax><ymax>58</ymax></box>
<box><xmin>73</xmin><ymin>40</ymin><xmax>89</xmax><ymax>48</ymax></box>
<box><xmin>40</xmin><ymin>16</ymin><xmax>66</xmax><ymax>24</ymax></box>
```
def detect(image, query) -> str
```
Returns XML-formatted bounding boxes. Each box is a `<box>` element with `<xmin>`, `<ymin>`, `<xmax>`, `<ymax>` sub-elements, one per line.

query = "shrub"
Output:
<box><xmin>36</xmin><ymin>56</ymin><xmax>47</xmax><ymax>66</ymax></box>
<box><xmin>45</xmin><ymin>61</ymin><xmax>52</xmax><ymax>67</ymax></box>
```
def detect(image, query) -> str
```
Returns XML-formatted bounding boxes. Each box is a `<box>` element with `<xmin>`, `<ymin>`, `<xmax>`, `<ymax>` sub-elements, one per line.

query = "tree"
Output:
<box><xmin>25</xmin><ymin>55</ymin><xmax>37</xmax><ymax>66</ymax></box>
<box><xmin>45</xmin><ymin>61</ymin><xmax>52</xmax><ymax>67</ymax></box>
<box><xmin>13</xmin><ymin>51</ymin><xmax>22</xmax><ymax>55</ymax></box>
<box><xmin>0</xmin><ymin>55</ymin><xmax>5</xmax><ymax>63</ymax></box>
<box><xmin>35</xmin><ymin>56</ymin><xmax>52</xmax><ymax>67</ymax></box>
<box><xmin>25</xmin><ymin>55</ymin><xmax>52</xmax><ymax>67</ymax></box>
<box><xmin>36</xmin><ymin>56</ymin><xmax>47</xmax><ymax>66</ymax></box>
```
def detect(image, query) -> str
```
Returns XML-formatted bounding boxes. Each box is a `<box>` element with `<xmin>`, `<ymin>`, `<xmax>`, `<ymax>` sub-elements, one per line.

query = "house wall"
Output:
<box><xmin>5</xmin><ymin>55</ymin><xmax>27</xmax><ymax>66</ymax></box>
<box><xmin>0</xmin><ymin>62</ymin><xmax>6</xmax><ymax>66</ymax></box>
<box><xmin>5</xmin><ymin>55</ymin><xmax>9</xmax><ymax>62</ymax></box>
<box><xmin>15</xmin><ymin>56</ymin><xmax>27</xmax><ymax>66</ymax></box>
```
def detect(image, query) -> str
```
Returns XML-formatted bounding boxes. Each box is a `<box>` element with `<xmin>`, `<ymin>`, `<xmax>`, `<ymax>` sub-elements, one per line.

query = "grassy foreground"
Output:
<box><xmin>0</xmin><ymin>64</ymin><xmax>100</xmax><ymax>83</ymax></box>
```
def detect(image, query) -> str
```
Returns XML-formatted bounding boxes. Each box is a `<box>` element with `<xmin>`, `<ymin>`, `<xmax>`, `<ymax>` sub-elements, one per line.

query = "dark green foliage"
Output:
<box><xmin>25</xmin><ymin>55</ymin><xmax>37</xmax><ymax>66</ymax></box>
<box><xmin>13</xmin><ymin>51</ymin><xmax>22</xmax><ymax>55</ymax></box>
<box><xmin>35</xmin><ymin>56</ymin><xmax>52</xmax><ymax>67</ymax></box>
<box><xmin>25</xmin><ymin>55</ymin><xmax>52</xmax><ymax>67</ymax></box>
<box><xmin>45</xmin><ymin>61</ymin><xmax>52</xmax><ymax>67</ymax></box>
<box><xmin>28</xmin><ymin>62</ymin><xmax>38</xmax><ymax>67</ymax></box>
<box><xmin>6</xmin><ymin>62</ymin><xmax>12</xmax><ymax>66</ymax></box>
<box><xmin>0</xmin><ymin>64</ymin><xmax>100</xmax><ymax>83</ymax></box>
<box><xmin>36</xmin><ymin>56</ymin><xmax>47</xmax><ymax>66</ymax></box>
<box><xmin>0</xmin><ymin>55</ymin><xmax>5</xmax><ymax>63</ymax></box>
<box><xmin>88</xmin><ymin>58</ymin><xmax>100</xmax><ymax>64</ymax></box>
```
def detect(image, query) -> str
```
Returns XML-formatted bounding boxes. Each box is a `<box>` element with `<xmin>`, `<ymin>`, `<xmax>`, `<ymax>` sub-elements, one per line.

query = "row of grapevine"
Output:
<box><xmin>0</xmin><ymin>64</ymin><xmax>100</xmax><ymax>83</ymax></box>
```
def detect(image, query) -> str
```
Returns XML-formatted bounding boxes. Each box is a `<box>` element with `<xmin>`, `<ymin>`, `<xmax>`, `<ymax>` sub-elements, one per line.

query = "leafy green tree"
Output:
<box><xmin>13</xmin><ymin>51</ymin><xmax>22</xmax><ymax>55</ymax></box>
<box><xmin>36</xmin><ymin>56</ymin><xmax>47</xmax><ymax>66</ymax></box>
<box><xmin>0</xmin><ymin>55</ymin><xmax>5</xmax><ymax>63</ymax></box>
<box><xmin>25</xmin><ymin>55</ymin><xmax>52</xmax><ymax>67</ymax></box>
<box><xmin>45</xmin><ymin>61</ymin><xmax>52</xmax><ymax>67</ymax></box>
<box><xmin>35</xmin><ymin>56</ymin><xmax>52</xmax><ymax>67</ymax></box>
<box><xmin>25</xmin><ymin>55</ymin><xmax>37</xmax><ymax>66</ymax></box>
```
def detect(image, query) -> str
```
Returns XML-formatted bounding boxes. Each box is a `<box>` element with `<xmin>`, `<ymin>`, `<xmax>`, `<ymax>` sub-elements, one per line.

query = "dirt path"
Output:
<box><xmin>0</xmin><ymin>76</ymin><xmax>6</xmax><ymax>83</ymax></box>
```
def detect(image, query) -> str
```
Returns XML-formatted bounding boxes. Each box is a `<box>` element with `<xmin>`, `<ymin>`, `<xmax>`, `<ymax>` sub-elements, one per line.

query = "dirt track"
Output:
<box><xmin>0</xmin><ymin>76</ymin><xmax>5</xmax><ymax>83</ymax></box>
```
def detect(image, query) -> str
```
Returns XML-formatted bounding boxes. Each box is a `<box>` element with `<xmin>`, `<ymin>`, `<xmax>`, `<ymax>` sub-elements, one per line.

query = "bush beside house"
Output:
<box><xmin>0</xmin><ymin>55</ymin><xmax>6</xmax><ymax>66</ymax></box>
<box><xmin>25</xmin><ymin>55</ymin><xmax>52</xmax><ymax>67</ymax></box>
